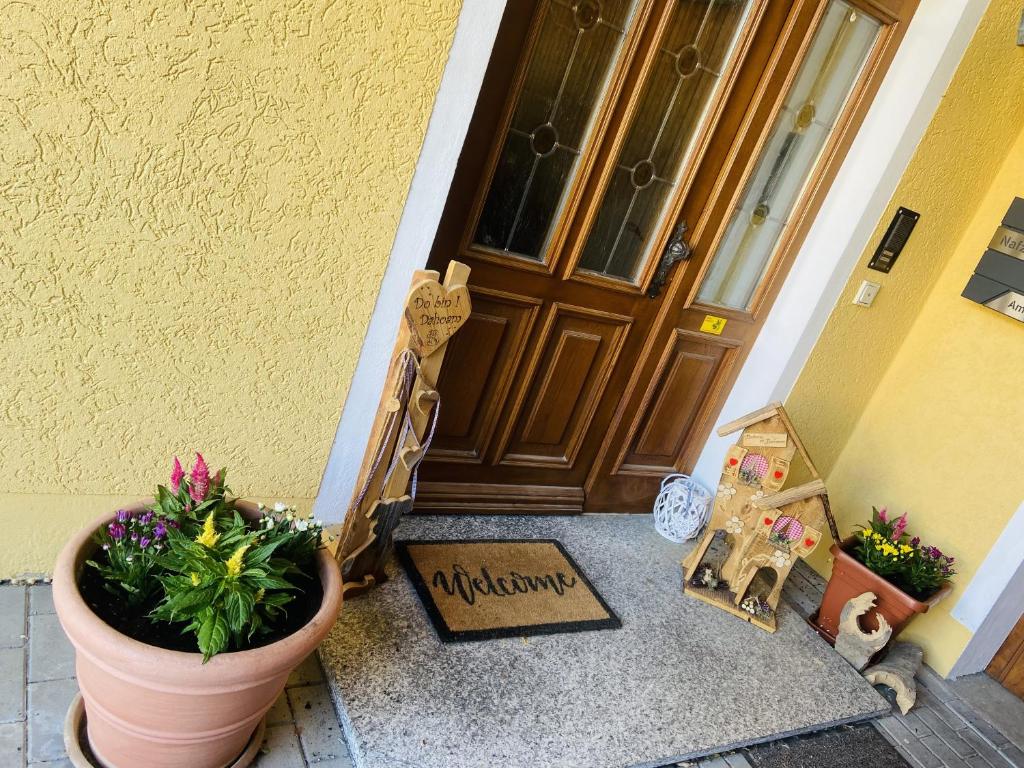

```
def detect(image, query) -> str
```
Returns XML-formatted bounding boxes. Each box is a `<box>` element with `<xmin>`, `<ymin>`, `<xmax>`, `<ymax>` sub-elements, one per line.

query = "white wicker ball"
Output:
<box><xmin>652</xmin><ymin>474</ymin><xmax>712</xmax><ymax>543</ymax></box>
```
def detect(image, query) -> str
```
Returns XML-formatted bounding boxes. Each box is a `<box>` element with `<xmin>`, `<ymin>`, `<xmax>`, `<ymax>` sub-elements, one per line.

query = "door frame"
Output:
<box><xmin>313</xmin><ymin>0</ymin><xmax>985</xmax><ymax>522</ymax></box>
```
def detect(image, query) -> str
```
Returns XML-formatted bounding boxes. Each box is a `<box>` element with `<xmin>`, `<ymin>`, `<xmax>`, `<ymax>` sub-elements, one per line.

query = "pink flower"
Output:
<box><xmin>189</xmin><ymin>453</ymin><xmax>210</xmax><ymax>503</ymax></box>
<box><xmin>891</xmin><ymin>513</ymin><xmax>908</xmax><ymax>541</ymax></box>
<box><xmin>877</xmin><ymin>507</ymin><xmax>888</xmax><ymax>523</ymax></box>
<box><xmin>170</xmin><ymin>456</ymin><xmax>184</xmax><ymax>493</ymax></box>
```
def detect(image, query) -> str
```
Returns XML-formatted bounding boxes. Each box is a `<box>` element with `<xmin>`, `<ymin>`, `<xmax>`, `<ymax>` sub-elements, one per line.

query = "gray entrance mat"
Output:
<box><xmin>743</xmin><ymin>722</ymin><xmax>910</xmax><ymax>767</ymax></box>
<box><xmin>320</xmin><ymin>515</ymin><xmax>888</xmax><ymax>768</ymax></box>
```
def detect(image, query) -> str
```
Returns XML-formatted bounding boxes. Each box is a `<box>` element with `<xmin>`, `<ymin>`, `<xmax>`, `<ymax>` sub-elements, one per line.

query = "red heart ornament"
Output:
<box><xmin>728</xmin><ymin>458</ymin><xmax>738</xmax><ymax>466</ymax></box>
<box><xmin>773</xmin><ymin>470</ymin><xmax>784</xmax><ymax>479</ymax></box>
<box><xmin>804</xmin><ymin>538</ymin><xmax>815</xmax><ymax>548</ymax></box>
<box><xmin>763</xmin><ymin>517</ymin><xmax>773</xmax><ymax>526</ymax></box>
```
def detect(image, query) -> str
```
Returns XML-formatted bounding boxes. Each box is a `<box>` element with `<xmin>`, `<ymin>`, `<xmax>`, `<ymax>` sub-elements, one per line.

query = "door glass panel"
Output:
<box><xmin>697</xmin><ymin>1</ymin><xmax>881</xmax><ymax>309</ymax></box>
<box><xmin>474</xmin><ymin>0</ymin><xmax>640</xmax><ymax>261</ymax></box>
<box><xmin>578</xmin><ymin>0</ymin><xmax>755</xmax><ymax>282</ymax></box>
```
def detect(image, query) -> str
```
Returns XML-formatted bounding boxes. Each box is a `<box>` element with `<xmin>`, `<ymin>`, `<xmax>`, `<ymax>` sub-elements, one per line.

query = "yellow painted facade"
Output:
<box><xmin>789</xmin><ymin>0</ymin><xmax>1024</xmax><ymax>676</ymax></box>
<box><xmin>0</xmin><ymin>0</ymin><xmax>461</xmax><ymax>576</ymax></box>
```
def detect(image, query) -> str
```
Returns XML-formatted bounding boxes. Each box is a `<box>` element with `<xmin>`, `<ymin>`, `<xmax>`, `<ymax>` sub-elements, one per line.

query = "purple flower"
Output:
<box><xmin>108</xmin><ymin>522</ymin><xmax>126</xmax><ymax>540</ymax></box>
<box><xmin>910</xmin><ymin>536</ymin><xmax>920</xmax><ymax>548</ymax></box>
<box><xmin>130</xmin><ymin>532</ymin><xmax>139</xmax><ymax>542</ymax></box>
<box><xmin>170</xmin><ymin>456</ymin><xmax>185</xmax><ymax>494</ymax></box>
<box><xmin>168</xmin><ymin>520</ymin><xmax>181</xmax><ymax>529</ymax></box>
<box><xmin>153</xmin><ymin>522</ymin><xmax>167</xmax><ymax>539</ymax></box>
<box><xmin>116</xmin><ymin>509</ymin><xmax>132</xmax><ymax>523</ymax></box>
<box><xmin>189</xmin><ymin>453</ymin><xmax>210</xmax><ymax>503</ymax></box>
<box><xmin>139</xmin><ymin>512</ymin><xmax>153</xmax><ymax>525</ymax></box>
<box><xmin>139</xmin><ymin>536</ymin><xmax>151</xmax><ymax>548</ymax></box>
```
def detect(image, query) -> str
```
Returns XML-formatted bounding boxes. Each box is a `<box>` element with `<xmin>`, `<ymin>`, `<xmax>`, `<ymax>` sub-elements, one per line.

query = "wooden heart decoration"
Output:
<box><xmin>403</xmin><ymin>280</ymin><xmax>471</xmax><ymax>358</ymax></box>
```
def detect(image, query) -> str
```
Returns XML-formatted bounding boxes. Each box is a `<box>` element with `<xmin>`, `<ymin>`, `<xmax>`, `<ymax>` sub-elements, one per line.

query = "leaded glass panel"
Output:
<box><xmin>474</xmin><ymin>0</ymin><xmax>639</xmax><ymax>261</ymax></box>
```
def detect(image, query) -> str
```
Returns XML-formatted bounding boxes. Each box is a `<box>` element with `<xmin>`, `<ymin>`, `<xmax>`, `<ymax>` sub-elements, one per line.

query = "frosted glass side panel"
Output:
<box><xmin>697</xmin><ymin>1</ymin><xmax>880</xmax><ymax>309</ymax></box>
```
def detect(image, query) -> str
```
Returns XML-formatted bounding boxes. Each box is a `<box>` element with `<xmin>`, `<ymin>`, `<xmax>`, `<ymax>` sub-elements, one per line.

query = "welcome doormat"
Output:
<box><xmin>395</xmin><ymin>539</ymin><xmax>621</xmax><ymax>642</ymax></box>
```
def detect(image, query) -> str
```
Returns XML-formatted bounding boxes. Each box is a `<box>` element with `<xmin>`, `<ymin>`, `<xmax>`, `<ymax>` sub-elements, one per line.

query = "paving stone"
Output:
<box><xmin>921</xmin><ymin>732</ymin><xmax>974</xmax><ymax>766</ymax></box>
<box><xmin>266</xmin><ymin>691</ymin><xmax>294</xmax><ymax>727</ymax></box>
<box><xmin>287</xmin><ymin>684</ymin><xmax>350</xmax><ymax>766</ymax></box>
<box><xmin>254</xmin><ymin>724</ymin><xmax>306</xmax><ymax>768</ymax></box>
<box><xmin>287</xmin><ymin>652</ymin><xmax>324</xmax><ymax>687</ymax></box>
<box><xmin>28</xmin><ymin>587</ymin><xmax>55</xmax><ymax>616</ymax></box>
<box><xmin>874</xmin><ymin>716</ymin><xmax>943</xmax><ymax>768</ymax></box>
<box><xmin>723</xmin><ymin>754</ymin><xmax>753</xmax><ymax>767</ymax></box>
<box><xmin>27</xmin><ymin>760</ymin><xmax>73</xmax><ymax>767</ymax></box>
<box><xmin>947</xmin><ymin>698</ymin><xmax>1013</xmax><ymax>748</ymax></box>
<box><xmin>697</xmin><ymin>758</ymin><xmax>730</xmax><ymax>768</ymax></box>
<box><xmin>26</xmin><ymin>679</ymin><xmax>78</xmax><ymax>763</ymax></box>
<box><xmin>959</xmin><ymin>725</ymin><xmax>1014</xmax><ymax>766</ymax></box>
<box><xmin>0</xmin><ymin>586</ymin><xmax>26</xmax><ymax>648</ymax></box>
<box><xmin>896</xmin><ymin>711</ymin><xmax>935</xmax><ymax>738</ymax></box>
<box><xmin>0</xmin><ymin>721</ymin><xmax>25</xmax><ymax>767</ymax></box>
<box><xmin>934</xmin><ymin>727</ymin><xmax>984</xmax><ymax>760</ymax></box>
<box><xmin>997</xmin><ymin>743</ymin><xmax>1024</xmax><ymax>766</ymax></box>
<box><xmin>27</xmin><ymin>615</ymin><xmax>75</xmax><ymax>683</ymax></box>
<box><xmin>0</xmin><ymin>646</ymin><xmax>25</xmax><ymax>722</ymax></box>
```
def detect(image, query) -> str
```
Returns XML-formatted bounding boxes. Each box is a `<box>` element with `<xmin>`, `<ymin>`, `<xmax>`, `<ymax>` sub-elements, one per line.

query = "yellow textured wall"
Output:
<box><xmin>788</xmin><ymin>0</ymin><xmax>1024</xmax><ymax>676</ymax></box>
<box><xmin>787</xmin><ymin>0</ymin><xmax>1024</xmax><ymax>473</ymax></box>
<box><xmin>0</xmin><ymin>0</ymin><xmax>461</xmax><ymax>577</ymax></box>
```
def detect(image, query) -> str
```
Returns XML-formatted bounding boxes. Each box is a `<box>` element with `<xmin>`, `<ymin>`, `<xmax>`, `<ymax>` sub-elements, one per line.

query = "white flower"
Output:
<box><xmin>273</xmin><ymin>502</ymin><xmax>287</xmax><ymax>512</ymax></box>
<box><xmin>717</xmin><ymin>482</ymin><xmax>737</xmax><ymax>498</ymax></box>
<box><xmin>725</xmin><ymin>516</ymin><xmax>744</xmax><ymax>534</ymax></box>
<box><xmin>257</xmin><ymin>502</ymin><xmax>266</xmax><ymax>511</ymax></box>
<box><xmin>770</xmin><ymin>550</ymin><xmax>790</xmax><ymax>569</ymax></box>
<box><xmin>751</xmin><ymin>490</ymin><xmax>766</xmax><ymax>502</ymax></box>
<box><xmin>295</xmin><ymin>519</ymin><xmax>309</xmax><ymax>532</ymax></box>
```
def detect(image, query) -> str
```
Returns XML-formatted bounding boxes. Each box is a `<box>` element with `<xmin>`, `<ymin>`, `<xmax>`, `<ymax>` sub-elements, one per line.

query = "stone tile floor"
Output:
<box><xmin>2</xmin><ymin>563</ymin><xmax>1022</xmax><ymax>767</ymax></box>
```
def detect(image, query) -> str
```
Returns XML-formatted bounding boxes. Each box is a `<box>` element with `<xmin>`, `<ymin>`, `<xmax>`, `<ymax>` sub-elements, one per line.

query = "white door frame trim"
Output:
<box><xmin>315</xmin><ymin>2</ymin><xmax>992</xmax><ymax>675</ymax></box>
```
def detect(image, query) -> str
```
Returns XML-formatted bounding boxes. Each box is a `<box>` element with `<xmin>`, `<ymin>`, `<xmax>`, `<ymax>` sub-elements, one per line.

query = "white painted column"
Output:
<box><xmin>313</xmin><ymin>1</ymin><xmax>507</xmax><ymax>521</ymax></box>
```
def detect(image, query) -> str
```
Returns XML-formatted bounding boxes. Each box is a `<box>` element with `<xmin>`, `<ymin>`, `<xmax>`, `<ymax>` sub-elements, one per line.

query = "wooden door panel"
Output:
<box><xmin>499</xmin><ymin>303</ymin><xmax>631</xmax><ymax>468</ymax></box>
<box><xmin>430</xmin><ymin>288</ymin><xmax>542</xmax><ymax>462</ymax></box>
<box><xmin>420</xmin><ymin>0</ymin><xmax>918</xmax><ymax>513</ymax></box>
<box><xmin>988</xmin><ymin>617</ymin><xmax>1024</xmax><ymax>699</ymax></box>
<box><xmin>618</xmin><ymin>330</ymin><xmax>735</xmax><ymax>473</ymax></box>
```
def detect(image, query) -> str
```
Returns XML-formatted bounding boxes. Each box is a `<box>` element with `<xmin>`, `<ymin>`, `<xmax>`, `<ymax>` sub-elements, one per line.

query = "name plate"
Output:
<box><xmin>988</xmin><ymin>226</ymin><xmax>1024</xmax><ymax>261</ymax></box>
<box><xmin>984</xmin><ymin>290</ymin><xmax>1024</xmax><ymax>323</ymax></box>
<box><xmin>742</xmin><ymin>432</ymin><xmax>788</xmax><ymax>448</ymax></box>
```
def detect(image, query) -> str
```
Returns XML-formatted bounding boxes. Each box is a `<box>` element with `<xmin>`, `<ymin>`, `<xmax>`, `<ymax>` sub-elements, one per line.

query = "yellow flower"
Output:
<box><xmin>195</xmin><ymin>512</ymin><xmax>220</xmax><ymax>548</ymax></box>
<box><xmin>190</xmin><ymin>572</ymin><xmax>201</xmax><ymax>586</ymax></box>
<box><xmin>225</xmin><ymin>544</ymin><xmax>250</xmax><ymax>578</ymax></box>
<box><xmin>255</xmin><ymin>588</ymin><xmax>265</xmax><ymax>604</ymax></box>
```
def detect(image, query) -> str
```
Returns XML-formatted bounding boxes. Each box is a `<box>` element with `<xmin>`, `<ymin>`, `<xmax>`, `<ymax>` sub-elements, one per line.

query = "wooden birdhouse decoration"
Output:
<box><xmin>682</xmin><ymin>402</ymin><xmax>838</xmax><ymax>632</ymax></box>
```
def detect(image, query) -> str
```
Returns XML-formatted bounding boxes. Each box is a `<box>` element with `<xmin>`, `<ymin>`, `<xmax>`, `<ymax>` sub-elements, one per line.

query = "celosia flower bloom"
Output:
<box><xmin>116</xmin><ymin>509</ymin><xmax>132</xmax><ymax>523</ymax></box>
<box><xmin>195</xmin><ymin>512</ymin><xmax>220</xmax><ymax>548</ymax></box>
<box><xmin>108</xmin><ymin>522</ymin><xmax>126</xmax><ymax>540</ymax></box>
<box><xmin>190</xmin><ymin>453</ymin><xmax>210</xmax><ymax>503</ymax></box>
<box><xmin>225</xmin><ymin>544</ymin><xmax>250</xmax><ymax>578</ymax></box>
<box><xmin>170</xmin><ymin>456</ymin><xmax>184</xmax><ymax>493</ymax></box>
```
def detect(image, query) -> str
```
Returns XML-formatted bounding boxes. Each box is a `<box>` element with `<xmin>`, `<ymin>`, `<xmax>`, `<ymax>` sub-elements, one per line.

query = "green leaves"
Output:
<box><xmin>197</xmin><ymin>609</ymin><xmax>230</xmax><ymax>662</ymax></box>
<box><xmin>148</xmin><ymin>510</ymin><xmax>313</xmax><ymax>661</ymax></box>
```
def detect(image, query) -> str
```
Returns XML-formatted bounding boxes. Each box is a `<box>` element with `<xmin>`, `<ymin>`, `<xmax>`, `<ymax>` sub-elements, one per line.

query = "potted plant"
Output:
<box><xmin>53</xmin><ymin>455</ymin><xmax>343</xmax><ymax>768</ymax></box>
<box><xmin>811</xmin><ymin>507</ymin><xmax>954</xmax><ymax>644</ymax></box>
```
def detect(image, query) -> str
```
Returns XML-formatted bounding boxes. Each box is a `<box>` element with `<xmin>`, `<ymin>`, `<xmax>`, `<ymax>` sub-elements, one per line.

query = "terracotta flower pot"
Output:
<box><xmin>53</xmin><ymin>500</ymin><xmax>342</xmax><ymax>768</ymax></box>
<box><xmin>811</xmin><ymin>537</ymin><xmax>951</xmax><ymax>644</ymax></box>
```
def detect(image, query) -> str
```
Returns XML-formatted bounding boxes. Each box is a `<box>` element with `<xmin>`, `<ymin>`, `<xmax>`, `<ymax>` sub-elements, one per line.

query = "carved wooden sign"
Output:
<box><xmin>404</xmin><ymin>280</ymin><xmax>471</xmax><ymax>357</ymax></box>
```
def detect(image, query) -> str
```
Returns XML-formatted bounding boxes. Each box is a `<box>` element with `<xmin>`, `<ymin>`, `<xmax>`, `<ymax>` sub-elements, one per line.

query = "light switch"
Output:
<box><xmin>853</xmin><ymin>280</ymin><xmax>880</xmax><ymax>307</ymax></box>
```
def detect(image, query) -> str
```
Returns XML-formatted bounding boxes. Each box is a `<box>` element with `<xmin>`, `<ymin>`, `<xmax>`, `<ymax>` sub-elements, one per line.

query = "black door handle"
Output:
<box><xmin>646</xmin><ymin>221</ymin><xmax>692</xmax><ymax>298</ymax></box>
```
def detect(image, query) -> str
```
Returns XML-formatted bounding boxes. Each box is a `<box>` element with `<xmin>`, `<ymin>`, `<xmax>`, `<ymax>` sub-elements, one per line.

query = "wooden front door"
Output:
<box><xmin>419</xmin><ymin>0</ymin><xmax>915</xmax><ymax>514</ymax></box>
<box><xmin>989</xmin><ymin>618</ymin><xmax>1024</xmax><ymax>700</ymax></box>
